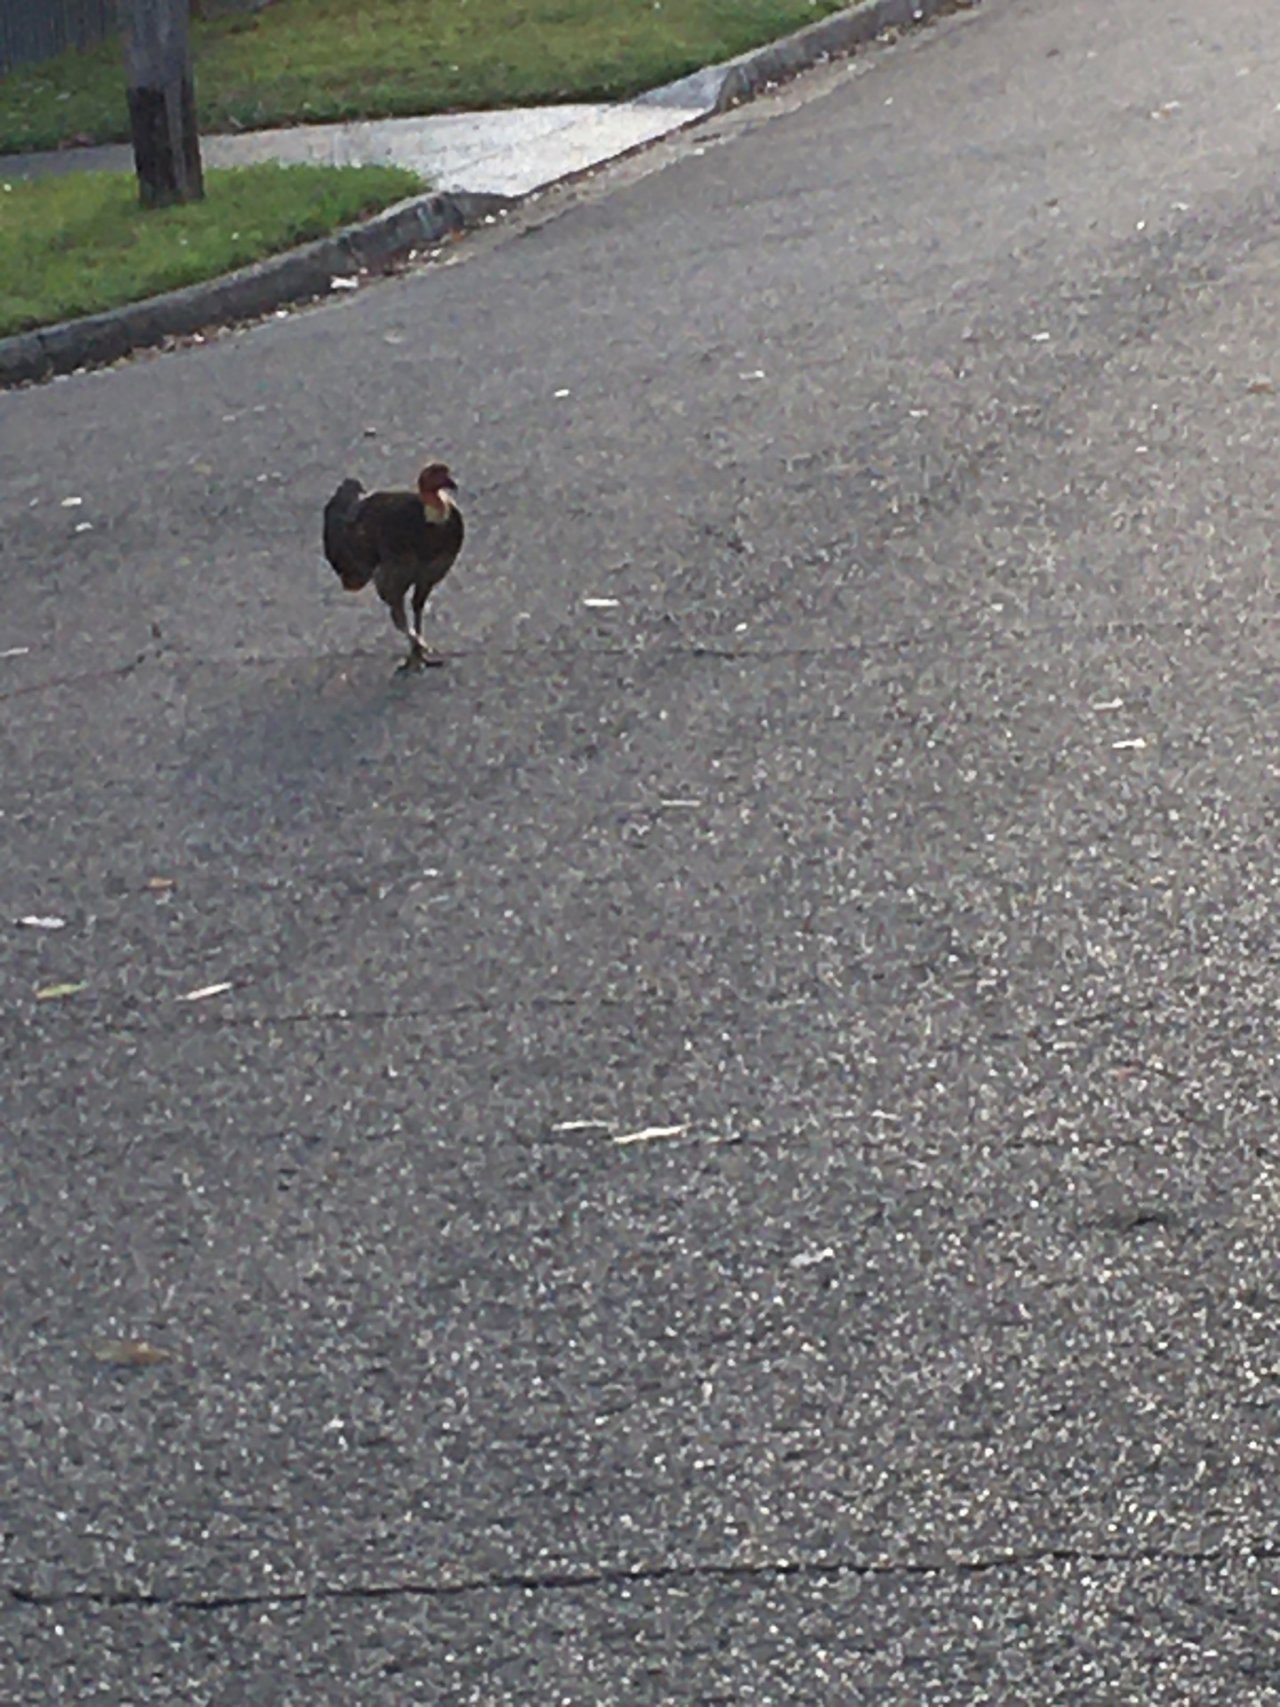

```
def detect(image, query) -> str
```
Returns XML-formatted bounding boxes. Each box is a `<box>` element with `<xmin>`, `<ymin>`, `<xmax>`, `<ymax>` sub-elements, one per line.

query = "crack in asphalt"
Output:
<box><xmin>0</xmin><ymin>607</ymin><xmax>1242</xmax><ymax>704</ymax></box>
<box><xmin>0</xmin><ymin>650</ymin><xmax>149</xmax><ymax>702</ymax></box>
<box><xmin>10</xmin><ymin>958</ymin><xmax>1217</xmax><ymax>1070</ymax></box>
<box><xmin>11</xmin><ymin>960</ymin><xmax>1029</xmax><ymax>1040</ymax></box>
<box><xmin>9</xmin><ymin>1543</ymin><xmax>1276</xmax><ymax>1616</ymax></box>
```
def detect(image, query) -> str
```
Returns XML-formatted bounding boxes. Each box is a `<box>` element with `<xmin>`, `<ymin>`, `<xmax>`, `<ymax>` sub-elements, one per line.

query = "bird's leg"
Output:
<box><xmin>410</xmin><ymin>588</ymin><xmax>443</xmax><ymax>667</ymax></box>
<box><xmin>390</xmin><ymin>595</ymin><xmax>422</xmax><ymax>673</ymax></box>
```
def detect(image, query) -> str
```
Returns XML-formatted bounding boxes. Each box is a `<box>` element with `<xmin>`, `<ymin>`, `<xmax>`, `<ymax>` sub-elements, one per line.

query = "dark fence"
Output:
<box><xmin>0</xmin><ymin>0</ymin><xmax>271</xmax><ymax>74</ymax></box>
<box><xmin>0</xmin><ymin>0</ymin><xmax>119</xmax><ymax>74</ymax></box>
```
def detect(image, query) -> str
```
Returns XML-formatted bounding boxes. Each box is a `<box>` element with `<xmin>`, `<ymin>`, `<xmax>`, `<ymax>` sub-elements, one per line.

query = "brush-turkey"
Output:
<box><xmin>323</xmin><ymin>461</ymin><xmax>463</xmax><ymax>668</ymax></box>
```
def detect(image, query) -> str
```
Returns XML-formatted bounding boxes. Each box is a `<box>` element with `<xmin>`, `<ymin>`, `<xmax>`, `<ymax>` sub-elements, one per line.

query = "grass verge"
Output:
<box><xmin>0</xmin><ymin>0</ymin><xmax>847</xmax><ymax>155</ymax></box>
<box><xmin>0</xmin><ymin>161</ymin><xmax>424</xmax><ymax>337</ymax></box>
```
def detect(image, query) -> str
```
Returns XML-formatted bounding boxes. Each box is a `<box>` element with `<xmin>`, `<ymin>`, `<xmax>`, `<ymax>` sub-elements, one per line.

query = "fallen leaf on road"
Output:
<box><xmin>90</xmin><ymin>1338</ymin><xmax>171</xmax><ymax>1368</ymax></box>
<box><xmin>790</xmin><ymin>1246</ymin><xmax>836</xmax><ymax>1270</ymax></box>
<box><xmin>35</xmin><ymin>981</ymin><xmax>85</xmax><ymax>1001</ymax></box>
<box><xmin>612</xmin><ymin>1123</ymin><xmax>689</xmax><ymax>1146</ymax></box>
<box><xmin>1246</xmin><ymin>377</ymin><xmax>1275</xmax><ymax>395</ymax></box>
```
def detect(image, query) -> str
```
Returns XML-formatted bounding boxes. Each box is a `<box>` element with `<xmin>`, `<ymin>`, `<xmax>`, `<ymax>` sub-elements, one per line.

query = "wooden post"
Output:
<box><xmin>120</xmin><ymin>0</ymin><xmax>204</xmax><ymax>208</ymax></box>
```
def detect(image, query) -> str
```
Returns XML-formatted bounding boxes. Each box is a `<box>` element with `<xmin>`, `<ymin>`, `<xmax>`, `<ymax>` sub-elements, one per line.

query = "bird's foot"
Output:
<box><xmin>396</xmin><ymin>641</ymin><xmax>443</xmax><ymax>674</ymax></box>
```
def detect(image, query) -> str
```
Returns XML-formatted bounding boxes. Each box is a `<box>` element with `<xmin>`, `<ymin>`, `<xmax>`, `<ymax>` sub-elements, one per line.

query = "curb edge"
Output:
<box><xmin>0</xmin><ymin>0</ymin><xmax>973</xmax><ymax>388</ymax></box>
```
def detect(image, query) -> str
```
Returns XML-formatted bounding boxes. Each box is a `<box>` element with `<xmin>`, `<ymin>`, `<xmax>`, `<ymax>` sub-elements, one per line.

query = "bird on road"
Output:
<box><xmin>323</xmin><ymin>460</ymin><xmax>464</xmax><ymax>669</ymax></box>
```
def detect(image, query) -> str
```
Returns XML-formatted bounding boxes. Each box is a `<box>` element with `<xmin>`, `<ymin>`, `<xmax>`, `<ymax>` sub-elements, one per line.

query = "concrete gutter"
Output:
<box><xmin>655</xmin><ymin>0</ymin><xmax>971</xmax><ymax>113</ymax></box>
<box><xmin>0</xmin><ymin>0</ymin><xmax>969</xmax><ymax>388</ymax></box>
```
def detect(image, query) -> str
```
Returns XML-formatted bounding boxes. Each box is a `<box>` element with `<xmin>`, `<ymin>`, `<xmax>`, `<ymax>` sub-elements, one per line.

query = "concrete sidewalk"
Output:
<box><xmin>2</xmin><ymin>73</ymin><xmax>721</xmax><ymax>199</ymax></box>
<box><xmin>0</xmin><ymin>0</ymin><xmax>954</xmax><ymax>385</ymax></box>
<box><xmin>0</xmin><ymin>0</ymin><xmax>933</xmax><ymax>200</ymax></box>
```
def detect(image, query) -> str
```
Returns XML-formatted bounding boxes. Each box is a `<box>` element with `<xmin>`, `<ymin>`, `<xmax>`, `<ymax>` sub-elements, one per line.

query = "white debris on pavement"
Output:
<box><xmin>789</xmin><ymin>1246</ymin><xmax>836</xmax><ymax>1270</ymax></box>
<box><xmin>612</xmin><ymin>1123</ymin><xmax>689</xmax><ymax>1146</ymax></box>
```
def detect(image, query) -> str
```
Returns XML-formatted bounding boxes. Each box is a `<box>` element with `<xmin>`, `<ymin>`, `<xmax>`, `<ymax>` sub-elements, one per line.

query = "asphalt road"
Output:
<box><xmin>5</xmin><ymin>0</ymin><xmax>1280</xmax><ymax>1698</ymax></box>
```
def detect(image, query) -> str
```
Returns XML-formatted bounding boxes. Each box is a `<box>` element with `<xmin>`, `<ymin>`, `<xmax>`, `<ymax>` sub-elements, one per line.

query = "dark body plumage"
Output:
<box><xmin>323</xmin><ymin>463</ymin><xmax>464</xmax><ymax>666</ymax></box>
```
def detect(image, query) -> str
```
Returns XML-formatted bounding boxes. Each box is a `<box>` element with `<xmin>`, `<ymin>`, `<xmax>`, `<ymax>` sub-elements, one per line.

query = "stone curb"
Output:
<box><xmin>0</xmin><ymin>188</ymin><xmax>506</xmax><ymax>388</ymax></box>
<box><xmin>0</xmin><ymin>0</ymin><xmax>969</xmax><ymax>388</ymax></box>
<box><xmin>713</xmin><ymin>0</ymin><xmax>965</xmax><ymax>111</ymax></box>
<box><xmin>646</xmin><ymin>0</ymin><xmax>963</xmax><ymax>115</ymax></box>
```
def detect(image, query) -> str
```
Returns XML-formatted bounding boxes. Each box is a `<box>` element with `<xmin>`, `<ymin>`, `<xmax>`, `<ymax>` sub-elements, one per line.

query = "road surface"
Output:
<box><xmin>5</xmin><ymin>0</ymin><xmax>1280</xmax><ymax>1697</ymax></box>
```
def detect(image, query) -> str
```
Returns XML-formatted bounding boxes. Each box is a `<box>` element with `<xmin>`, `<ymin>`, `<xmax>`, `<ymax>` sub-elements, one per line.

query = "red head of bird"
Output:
<box><xmin>418</xmin><ymin>462</ymin><xmax>458</xmax><ymax>518</ymax></box>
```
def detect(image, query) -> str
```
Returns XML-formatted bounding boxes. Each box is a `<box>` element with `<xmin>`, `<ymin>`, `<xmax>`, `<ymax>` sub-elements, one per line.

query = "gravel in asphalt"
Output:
<box><xmin>5</xmin><ymin>0</ymin><xmax>1280</xmax><ymax>1697</ymax></box>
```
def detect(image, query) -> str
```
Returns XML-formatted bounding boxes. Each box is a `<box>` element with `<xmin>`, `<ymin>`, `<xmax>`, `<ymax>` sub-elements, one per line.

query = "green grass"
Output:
<box><xmin>0</xmin><ymin>0</ymin><xmax>845</xmax><ymax>155</ymax></box>
<box><xmin>0</xmin><ymin>161</ymin><xmax>424</xmax><ymax>337</ymax></box>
